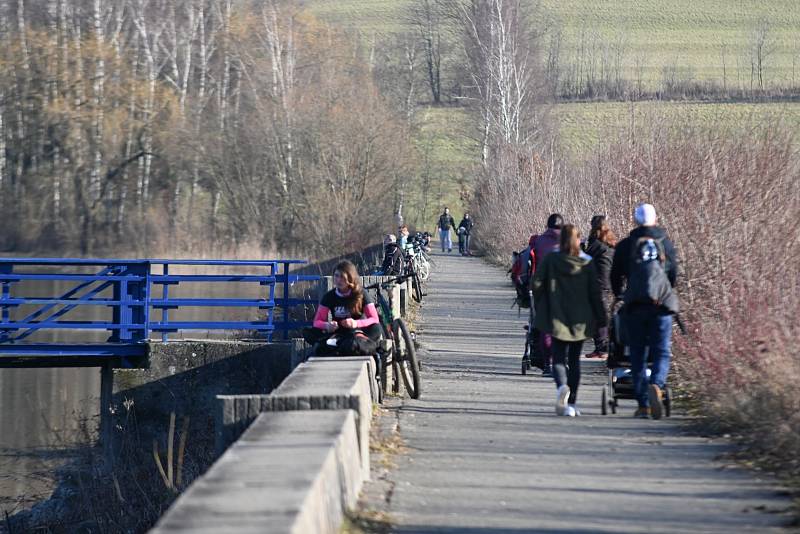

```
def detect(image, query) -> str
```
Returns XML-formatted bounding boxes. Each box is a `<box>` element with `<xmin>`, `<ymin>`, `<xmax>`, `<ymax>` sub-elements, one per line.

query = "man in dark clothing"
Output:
<box><xmin>457</xmin><ymin>213</ymin><xmax>474</xmax><ymax>255</ymax></box>
<box><xmin>610</xmin><ymin>203</ymin><xmax>679</xmax><ymax>420</ymax></box>
<box><xmin>436</xmin><ymin>207</ymin><xmax>457</xmax><ymax>253</ymax></box>
<box><xmin>528</xmin><ymin>213</ymin><xmax>563</xmax><ymax>377</ymax></box>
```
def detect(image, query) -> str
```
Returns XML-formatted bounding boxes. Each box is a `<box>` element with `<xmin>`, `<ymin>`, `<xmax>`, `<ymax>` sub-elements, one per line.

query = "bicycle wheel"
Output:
<box><xmin>411</xmin><ymin>272</ymin><xmax>423</xmax><ymax>303</ymax></box>
<box><xmin>392</xmin><ymin>318</ymin><xmax>421</xmax><ymax>399</ymax></box>
<box><xmin>379</xmin><ymin>321</ymin><xmax>392</xmax><ymax>398</ymax></box>
<box><xmin>415</xmin><ymin>256</ymin><xmax>430</xmax><ymax>281</ymax></box>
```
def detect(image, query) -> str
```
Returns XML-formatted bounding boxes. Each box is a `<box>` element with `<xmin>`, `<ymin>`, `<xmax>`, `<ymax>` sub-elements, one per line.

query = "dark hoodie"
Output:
<box><xmin>532</xmin><ymin>252</ymin><xmax>607</xmax><ymax>342</ymax></box>
<box><xmin>584</xmin><ymin>237</ymin><xmax>614</xmax><ymax>291</ymax></box>
<box><xmin>611</xmin><ymin>225</ymin><xmax>678</xmax><ymax>297</ymax></box>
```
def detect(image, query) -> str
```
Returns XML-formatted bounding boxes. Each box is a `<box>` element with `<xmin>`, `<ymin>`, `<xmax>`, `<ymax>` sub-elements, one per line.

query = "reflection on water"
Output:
<box><xmin>0</xmin><ymin>271</ymin><xmax>316</xmax><ymax>516</ymax></box>
<box><xmin>0</xmin><ymin>367</ymin><xmax>100</xmax><ymax>514</ymax></box>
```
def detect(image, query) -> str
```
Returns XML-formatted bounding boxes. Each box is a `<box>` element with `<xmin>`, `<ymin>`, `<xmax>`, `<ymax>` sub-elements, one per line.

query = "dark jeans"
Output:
<box><xmin>625</xmin><ymin>310</ymin><xmax>672</xmax><ymax>407</ymax></box>
<box><xmin>552</xmin><ymin>338</ymin><xmax>582</xmax><ymax>404</ymax></box>
<box><xmin>463</xmin><ymin>233</ymin><xmax>471</xmax><ymax>254</ymax></box>
<box><xmin>592</xmin><ymin>290</ymin><xmax>613</xmax><ymax>353</ymax></box>
<box><xmin>458</xmin><ymin>233</ymin><xmax>465</xmax><ymax>254</ymax></box>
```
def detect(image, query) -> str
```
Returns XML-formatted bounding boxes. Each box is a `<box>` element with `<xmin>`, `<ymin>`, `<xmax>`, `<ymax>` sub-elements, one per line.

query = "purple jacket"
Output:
<box><xmin>532</xmin><ymin>228</ymin><xmax>561</xmax><ymax>267</ymax></box>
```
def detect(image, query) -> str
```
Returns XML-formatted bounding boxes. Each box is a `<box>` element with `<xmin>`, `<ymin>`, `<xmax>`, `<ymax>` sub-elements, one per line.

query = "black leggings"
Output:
<box><xmin>552</xmin><ymin>338</ymin><xmax>582</xmax><ymax>404</ymax></box>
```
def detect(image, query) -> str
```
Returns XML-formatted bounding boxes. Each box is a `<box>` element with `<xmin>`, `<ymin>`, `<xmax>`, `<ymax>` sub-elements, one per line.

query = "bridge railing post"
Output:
<box><xmin>0</xmin><ymin>263</ymin><xmax>11</xmax><ymax>342</ymax></box>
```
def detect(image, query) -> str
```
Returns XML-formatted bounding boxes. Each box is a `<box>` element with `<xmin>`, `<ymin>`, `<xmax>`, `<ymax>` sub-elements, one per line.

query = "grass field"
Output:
<box><xmin>305</xmin><ymin>0</ymin><xmax>800</xmax><ymax>90</ymax></box>
<box><xmin>553</xmin><ymin>101</ymin><xmax>800</xmax><ymax>155</ymax></box>
<box><xmin>540</xmin><ymin>0</ymin><xmax>800</xmax><ymax>90</ymax></box>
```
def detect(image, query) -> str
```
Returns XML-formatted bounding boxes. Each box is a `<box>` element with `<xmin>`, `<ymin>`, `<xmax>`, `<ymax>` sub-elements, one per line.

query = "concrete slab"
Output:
<box><xmin>151</xmin><ymin>410</ymin><xmax>361</xmax><ymax>534</ymax></box>
<box><xmin>215</xmin><ymin>357</ymin><xmax>375</xmax><ymax>480</ymax></box>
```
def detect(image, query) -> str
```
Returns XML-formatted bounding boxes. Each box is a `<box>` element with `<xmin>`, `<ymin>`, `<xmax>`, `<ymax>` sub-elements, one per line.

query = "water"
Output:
<box><xmin>0</xmin><ymin>367</ymin><xmax>100</xmax><ymax>514</ymax></box>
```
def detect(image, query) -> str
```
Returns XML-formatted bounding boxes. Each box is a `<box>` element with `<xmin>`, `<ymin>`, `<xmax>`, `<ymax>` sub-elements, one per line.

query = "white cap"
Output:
<box><xmin>384</xmin><ymin>234</ymin><xmax>396</xmax><ymax>244</ymax></box>
<box><xmin>634</xmin><ymin>203</ymin><xmax>657</xmax><ymax>226</ymax></box>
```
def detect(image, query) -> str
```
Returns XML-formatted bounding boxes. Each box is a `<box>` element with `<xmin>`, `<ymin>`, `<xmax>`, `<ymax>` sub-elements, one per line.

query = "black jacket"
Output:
<box><xmin>458</xmin><ymin>217</ymin><xmax>474</xmax><ymax>234</ymax></box>
<box><xmin>584</xmin><ymin>237</ymin><xmax>614</xmax><ymax>292</ymax></box>
<box><xmin>437</xmin><ymin>213</ymin><xmax>456</xmax><ymax>231</ymax></box>
<box><xmin>611</xmin><ymin>226</ymin><xmax>678</xmax><ymax>297</ymax></box>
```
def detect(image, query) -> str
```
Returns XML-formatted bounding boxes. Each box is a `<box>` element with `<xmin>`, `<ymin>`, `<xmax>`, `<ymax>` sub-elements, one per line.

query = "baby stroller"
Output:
<box><xmin>601</xmin><ymin>304</ymin><xmax>673</xmax><ymax>416</ymax></box>
<box><xmin>520</xmin><ymin>290</ymin><xmax>546</xmax><ymax>374</ymax></box>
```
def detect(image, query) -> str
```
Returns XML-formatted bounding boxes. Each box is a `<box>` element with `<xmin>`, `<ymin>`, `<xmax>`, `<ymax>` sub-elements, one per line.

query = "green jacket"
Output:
<box><xmin>532</xmin><ymin>252</ymin><xmax>607</xmax><ymax>342</ymax></box>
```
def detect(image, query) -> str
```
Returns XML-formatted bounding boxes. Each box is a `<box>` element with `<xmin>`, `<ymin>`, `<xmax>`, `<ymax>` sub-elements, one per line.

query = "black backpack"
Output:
<box><xmin>623</xmin><ymin>237</ymin><xmax>679</xmax><ymax>313</ymax></box>
<box><xmin>381</xmin><ymin>243</ymin><xmax>404</xmax><ymax>275</ymax></box>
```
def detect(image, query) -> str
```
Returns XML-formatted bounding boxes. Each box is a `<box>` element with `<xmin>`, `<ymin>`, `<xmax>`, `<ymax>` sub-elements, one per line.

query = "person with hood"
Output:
<box><xmin>528</xmin><ymin>213</ymin><xmax>564</xmax><ymax>376</ymax></box>
<box><xmin>381</xmin><ymin>234</ymin><xmax>404</xmax><ymax>276</ymax></box>
<box><xmin>436</xmin><ymin>208</ymin><xmax>457</xmax><ymax>253</ymax></box>
<box><xmin>610</xmin><ymin>203</ymin><xmax>679</xmax><ymax>419</ymax></box>
<box><xmin>584</xmin><ymin>215</ymin><xmax>617</xmax><ymax>358</ymax></box>
<box><xmin>532</xmin><ymin>224</ymin><xmax>607</xmax><ymax>417</ymax></box>
<box><xmin>457</xmin><ymin>213</ymin><xmax>474</xmax><ymax>256</ymax></box>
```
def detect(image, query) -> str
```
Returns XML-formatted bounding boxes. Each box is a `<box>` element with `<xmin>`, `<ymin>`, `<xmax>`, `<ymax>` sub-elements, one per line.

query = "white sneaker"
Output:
<box><xmin>567</xmin><ymin>404</ymin><xmax>581</xmax><ymax>417</ymax></box>
<box><xmin>555</xmin><ymin>385</ymin><xmax>570</xmax><ymax>416</ymax></box>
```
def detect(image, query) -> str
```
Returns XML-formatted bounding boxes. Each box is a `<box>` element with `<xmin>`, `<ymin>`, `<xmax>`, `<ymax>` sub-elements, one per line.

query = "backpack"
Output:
<box><xmin>381</xmin><ymin>243</ymin><xmax>404</xmax><ymax>275</ymax></box>
<box><xmin>623</xmin><ymin>237</ymin><xmax>679</xmax><ymax>313</ymax></box>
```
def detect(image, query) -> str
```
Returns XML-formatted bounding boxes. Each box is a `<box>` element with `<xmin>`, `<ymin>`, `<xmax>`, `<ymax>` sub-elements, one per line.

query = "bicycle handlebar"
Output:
<box><xmin>364</xmin><ymin>274</ymin><xmax>411</xmax><ymax>291</ymax></box>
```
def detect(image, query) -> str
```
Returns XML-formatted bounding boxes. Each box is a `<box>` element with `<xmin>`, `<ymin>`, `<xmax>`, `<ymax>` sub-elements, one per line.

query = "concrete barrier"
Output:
<box><xmin>151</xmin><ymin>410</ymin><xmax>361</xmax><ymax>534</ymax></box>
<box><xmin>215</xmin><ymin>356</ymin><xmax>375</xmax><ymax>479</ymax></box>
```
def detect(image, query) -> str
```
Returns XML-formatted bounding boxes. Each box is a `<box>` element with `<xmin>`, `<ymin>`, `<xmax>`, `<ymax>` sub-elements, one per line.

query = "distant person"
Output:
<box><xmin>398</xmin><ymin>224</ymin><xmax>411</xmax><ymax>251</ymax></box>
<box><xmin>583</xmin><ymin>215</ymin><xmax>617</xmax><ymax>358</ymax></box>
<box><xmin>457</xmin><ymin>213</ymin><xmax>474</xmax><ymax>256</ymax></box>
<box><xmin>436</xmin><ymin>208</ymin><xmax>457</xmax><ymax>253</ymax></box>
<box><xmin>610</xmin><ymin>203</ymin><xmax>679</xmax><ymax>420</ymax></box>
<box><xmin>528</xmin><ymin>213</ymin><xmax>564</xmax><ymax>377</ymax></box>
<box><xmin>532</xmin><ymin>224</ymin><xmax>607</xmax><ymax>417</ymax></box>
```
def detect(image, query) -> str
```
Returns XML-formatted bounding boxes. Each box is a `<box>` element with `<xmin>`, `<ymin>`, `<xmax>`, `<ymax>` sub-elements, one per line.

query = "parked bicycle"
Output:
<box><xmin>364</xmin><ymin>275</ymin><xmax>421</xmax><ymax>399</ymax></box>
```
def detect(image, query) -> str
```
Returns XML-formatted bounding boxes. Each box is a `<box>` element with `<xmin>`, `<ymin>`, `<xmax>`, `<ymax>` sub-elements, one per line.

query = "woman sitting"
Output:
<box><xmin>312</xmin><ymin>260</ymin><xmax>381</xmax><ymax>354</ymax></box>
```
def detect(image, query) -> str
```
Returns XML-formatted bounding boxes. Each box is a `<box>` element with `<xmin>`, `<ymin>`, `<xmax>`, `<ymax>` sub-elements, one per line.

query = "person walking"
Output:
<box><xmin>436</xmin><ymin>208</ymin><xmax>457</xmax><ymax>253</ymax></box>
<box><xmin>610</xmin><ymin>203</ymin><xmax>679</xmax><ymax>420</ymax></box>
<box><xmin>583</xmin><ymin>215</ymin><xmax>617</xmax><ymax>358</ymax></box>
<box><xmin>528</xmin><ymin>213</ymin><xmax>564</xmax><ymax>377</ymax></box>
<box><xmin>457</xmin><ymin>213</ymin><xmax>474</xmax><ymax>256</ymax></box>
<box><xmin>532</xmin><ymin>224</ymin><xmax>607</xmax><ymax>417</ymax></box>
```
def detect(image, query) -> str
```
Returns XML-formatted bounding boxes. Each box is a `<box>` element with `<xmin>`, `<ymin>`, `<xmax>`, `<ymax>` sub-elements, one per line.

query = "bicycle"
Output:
<box><xmin>401</xmin><ymin>249</ymin><xmax>426</xmax><ymax>304</ymax></box>
<box><xmin>364</xmin><ymin>276</ymin><xmax>422</xmax><ymax>399</ymax></box>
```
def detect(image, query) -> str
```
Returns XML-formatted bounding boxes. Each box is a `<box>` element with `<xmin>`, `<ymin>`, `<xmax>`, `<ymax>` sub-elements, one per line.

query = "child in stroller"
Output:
<box><xmin>601</xmin><ymin>303</ymin><xmax>673</xmax><ymax>416</ymax></box>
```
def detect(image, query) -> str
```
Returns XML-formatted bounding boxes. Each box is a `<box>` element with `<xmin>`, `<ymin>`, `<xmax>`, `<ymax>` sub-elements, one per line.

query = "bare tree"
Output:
<box><xmin>750</xmin><ymin>17</ymin><xmax>776</xmax><ymax>93</ymax></box>
<box><xmin>408</xmin><ymin>0</ymin><xmax>448</xmax><ymax>104</ymax></box>
<box><xmin>457</xmin><ymin>0</ymin><xmax>545</xmax><ymax>162</ymax></box>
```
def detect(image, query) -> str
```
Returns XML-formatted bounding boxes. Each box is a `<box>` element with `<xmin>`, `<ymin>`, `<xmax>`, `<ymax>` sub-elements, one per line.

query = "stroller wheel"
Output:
<box><xmin>664</xmin><ymin>386</ymin><xmax>673</xmax><ymax>417</ymax></box>
<box><xmin>601</xmin><ymin>386</ymin><xmax>608</xmax><ymax>415</ymax></box>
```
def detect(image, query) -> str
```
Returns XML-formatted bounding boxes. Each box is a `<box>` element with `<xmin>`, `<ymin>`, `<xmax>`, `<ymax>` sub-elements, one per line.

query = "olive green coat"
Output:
<box><xmin>532</xmin><ymin>252</ymin><xmax>608</xmax><ymax>342</ymax></box>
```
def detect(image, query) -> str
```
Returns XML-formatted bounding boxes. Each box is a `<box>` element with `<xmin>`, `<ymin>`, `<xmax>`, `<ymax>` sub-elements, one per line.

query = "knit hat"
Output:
<box><xmin>384</xmin><ymin>234</ymin><xmax>396</xmax><ymax>244</ymax></box>
<box><xmin>634</xmin><ymin>203</ymin><xmax>657</xmax><ymax>226</ymax></box>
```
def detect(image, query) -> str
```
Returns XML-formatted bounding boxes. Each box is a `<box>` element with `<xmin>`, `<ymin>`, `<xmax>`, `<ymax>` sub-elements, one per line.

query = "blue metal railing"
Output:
<box><xmin>0</xmin><ymin>258</ymin><xmax>319</xmax><ymax>363</ymax></box>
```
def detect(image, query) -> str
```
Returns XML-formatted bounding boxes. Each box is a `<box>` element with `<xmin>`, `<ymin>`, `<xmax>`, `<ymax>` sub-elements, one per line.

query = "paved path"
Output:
<box><xmin>366</xmin><ymin>252</ymin><xmax>794</xmax><ymax>533</ymax></box>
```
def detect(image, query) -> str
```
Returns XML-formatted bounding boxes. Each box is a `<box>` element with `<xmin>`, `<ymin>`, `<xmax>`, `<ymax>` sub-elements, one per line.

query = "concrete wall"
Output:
<box><xmin>107</xmin><ymin>339</ymin><xmax>305</xmax><ymax>475</ymax></box>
